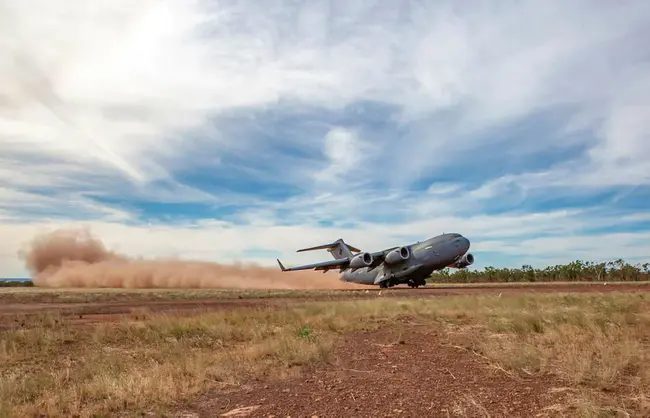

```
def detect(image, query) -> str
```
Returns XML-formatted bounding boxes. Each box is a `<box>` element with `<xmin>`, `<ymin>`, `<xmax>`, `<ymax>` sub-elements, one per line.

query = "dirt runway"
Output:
<box><xmin>2</xmin><ymin>282</ymin><xmax>648</xmax><ymax>328</ymax></box>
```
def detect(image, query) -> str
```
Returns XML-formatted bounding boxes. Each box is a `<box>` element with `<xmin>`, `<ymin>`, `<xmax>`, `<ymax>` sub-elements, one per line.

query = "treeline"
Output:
<box><xmin>0</xmin><ymin>280</ymin><xmax>34</xmax><ymax>287</ymax></box>
<box><xmin>428</xmin><ymin>259</ymin><xmax>650</xmax><ymax>283</ymax></box>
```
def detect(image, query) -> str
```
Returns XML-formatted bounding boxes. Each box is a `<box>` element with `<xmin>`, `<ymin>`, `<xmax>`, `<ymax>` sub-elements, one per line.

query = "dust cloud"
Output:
<box><xmin>19</xmin><ymin>228</ymin><xmax>364</xmax><ymax>289</ymax></box>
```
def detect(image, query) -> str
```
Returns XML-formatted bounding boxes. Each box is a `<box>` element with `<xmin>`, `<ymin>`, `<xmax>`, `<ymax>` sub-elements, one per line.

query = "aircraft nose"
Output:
<box><xmin>457</xmin><ymin>236</ymin><xmax>470</xmax><ymax>251</ymax></box>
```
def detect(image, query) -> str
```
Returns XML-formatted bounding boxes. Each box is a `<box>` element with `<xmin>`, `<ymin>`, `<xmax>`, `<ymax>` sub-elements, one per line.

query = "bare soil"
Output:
<box><xmin>185</xmin><ymin>323</ymin><xmax>570</xmax><ymax>417</ymax></box>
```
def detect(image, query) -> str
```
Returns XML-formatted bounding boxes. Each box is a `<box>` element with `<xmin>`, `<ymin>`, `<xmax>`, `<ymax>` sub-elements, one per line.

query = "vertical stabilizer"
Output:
<box><xmin>296</xmin><ymin>238</ymin><xmax>361</xmax><ymax>260</ymax></box>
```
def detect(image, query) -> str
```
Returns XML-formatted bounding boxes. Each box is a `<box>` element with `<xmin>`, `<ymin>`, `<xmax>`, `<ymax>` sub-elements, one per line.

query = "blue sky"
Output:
<box><xmin>1</xmin><ymin>0</ymin><xmax>650</xmax><ymax>277</ymax></box>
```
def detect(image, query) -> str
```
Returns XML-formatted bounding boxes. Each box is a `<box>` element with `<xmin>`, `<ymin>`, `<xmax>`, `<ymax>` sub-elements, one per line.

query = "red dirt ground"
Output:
<box><xmin>183</xmin><ymin>323</ymin><xmax>571</xmax><ymax>417</ymax></box>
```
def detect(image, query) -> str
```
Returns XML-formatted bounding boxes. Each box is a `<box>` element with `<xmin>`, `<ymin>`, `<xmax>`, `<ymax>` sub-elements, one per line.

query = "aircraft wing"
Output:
<box><xmin>277</xmin><ymin>246</ymin><xmax>400</xmax><ymax>273</ymax></box>
<box><xmin>366</xmin><ymin>247</ymin><xmax>399</xmax><ymax>268</ymax></box>
<box><xmin>277</xmin><ymin>257</ymin><xmax>350</xmax><ymax>272</ymax></box>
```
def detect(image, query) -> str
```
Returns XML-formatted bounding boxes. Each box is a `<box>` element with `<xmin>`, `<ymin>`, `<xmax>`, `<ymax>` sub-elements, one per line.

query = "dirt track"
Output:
<box><xmin>195</xmin><ymin>323</ymin><xmax>571</xmax><ymax>417</ymax></box>
<box><xmin>2</xmin><ymin>282</ymin><xmax>648</xmax><ymax>328</ymax></box>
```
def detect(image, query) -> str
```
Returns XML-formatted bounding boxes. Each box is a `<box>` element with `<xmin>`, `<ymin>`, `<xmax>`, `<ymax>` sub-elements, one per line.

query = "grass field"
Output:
<box><xmin>1</xmin><ymin>280</ymin><xmax>649</xmax><ymax>305</ymax></box>
<box><xmin>0</xmin><ymin>287</ymin><xmax>360</xmax><ymax>304</ymax></box>
<box><xmin>1</xmin><ymin>291</ymin><xmax>649</xmax><ymax>417</ymax></box>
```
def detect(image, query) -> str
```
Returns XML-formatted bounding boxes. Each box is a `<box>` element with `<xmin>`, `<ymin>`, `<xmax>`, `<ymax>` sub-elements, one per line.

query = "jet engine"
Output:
<box><xmin>450</xmin><ymin>253</ymin><xmax>474</xmax><ymax>268</ymax></box>
<box><xmin>384</xmin><ymin>246</ymin><xmax>410</xmax><ymax>264</ymax></box>
<box><xmin>349</xmin><ymin>252</ymin><xmax>373</xmax><ymax>269</ymax></box>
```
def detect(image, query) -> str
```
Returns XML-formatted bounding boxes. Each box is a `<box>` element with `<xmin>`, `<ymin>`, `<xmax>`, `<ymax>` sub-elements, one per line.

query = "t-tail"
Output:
<box><xmin>296</xmin><ymin>238</ymin><xmax>360</xmax><ymax>260</ymax></box>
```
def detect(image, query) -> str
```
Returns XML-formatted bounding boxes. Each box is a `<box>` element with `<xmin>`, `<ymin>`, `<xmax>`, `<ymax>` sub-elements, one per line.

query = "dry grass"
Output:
<box><xmin>443</xmin><ymin>292</ymin><xmax>650</xmax><ymax>416</ymax></box>
<box><xmin>450</xmin><ymin>394</ymin><xmax>491</xmax><ymax>417</ymax></box>
<box><xmin>3</xmin><ymin>280</ymin><xmax>648</xmax><ymax>304</ymax></box>
<box><xmin>0</xmin><ymin>300</ymin><xmax>398</xmax><ymax>417</ymax></box>
<box><xmin>0</xmin><ymin>292</ymin><xmax>648</xmax><ymax>416</ymax></box>
<box><xmin>0</xmin><ymin>287</ymin><xmax>367</xmax><ymax>304</ymax></box>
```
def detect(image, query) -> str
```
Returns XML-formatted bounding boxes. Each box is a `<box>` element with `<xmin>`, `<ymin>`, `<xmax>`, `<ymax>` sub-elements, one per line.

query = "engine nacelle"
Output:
<box><xmin>349</xmin><ymin>252</ymin><xmax>373</xmax><ymax>269</ymax></box>
<box><xmin>384</xmin><ymin>246</ymin><xmax>410</xmax><ymax>264</ymax></box>
<box><xmin>450</xmin><ymin>253</ymin><xmax>474</xmax><ymax>268</ymax></box>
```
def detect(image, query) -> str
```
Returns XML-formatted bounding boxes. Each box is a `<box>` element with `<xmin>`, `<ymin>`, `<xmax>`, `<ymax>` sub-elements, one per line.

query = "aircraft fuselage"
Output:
<box><xmin>340</xmin><ymin>233</ymin><xmax>471</xmax><ymax>287</ymax></box>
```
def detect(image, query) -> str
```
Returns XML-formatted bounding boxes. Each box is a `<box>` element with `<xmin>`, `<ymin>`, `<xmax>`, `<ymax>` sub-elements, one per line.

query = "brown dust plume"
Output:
<box><xmin>19</xmin><ymin>228</ymin><xmax>365</xmax><ymax>289</ymax></box>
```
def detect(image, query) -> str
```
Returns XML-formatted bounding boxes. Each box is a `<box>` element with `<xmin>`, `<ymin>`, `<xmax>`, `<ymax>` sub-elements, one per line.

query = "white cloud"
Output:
<box><xmin>589</xmin><ymin>103</ymin><xmax>650</xmax><ymax>179</ymax></box>
<box><xmin>3</xmin><ymin>1</ymin><xmax>649</xmax><ymax>189</ymax></box>
<box><xmin>4</xmin><ymin>207</ymin><xmax>650</xmax><ymax>277</ymax></box>
<box><xmin>313</xmin><ymin>127</ymin><xmax>372</xmax><ymax>184</ymax></box>
<box><xmin>1</xmin><ymin>1</ymin><xmax>650</xmax><ymax>277</ymax></box>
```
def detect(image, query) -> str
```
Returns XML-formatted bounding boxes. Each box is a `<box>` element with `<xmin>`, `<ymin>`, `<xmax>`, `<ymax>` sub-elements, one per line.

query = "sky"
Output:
<box><xmin>1</xmin><ymin>0</ymin><xmax>650</xmax><ymax>277</ymax></box>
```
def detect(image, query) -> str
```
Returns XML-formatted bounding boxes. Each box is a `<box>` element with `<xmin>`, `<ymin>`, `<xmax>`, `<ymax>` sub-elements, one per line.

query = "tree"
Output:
<box><xmin>427</xmin><ymin>259</ymin><xmax>649</xmax><ymax>283</ymax></box>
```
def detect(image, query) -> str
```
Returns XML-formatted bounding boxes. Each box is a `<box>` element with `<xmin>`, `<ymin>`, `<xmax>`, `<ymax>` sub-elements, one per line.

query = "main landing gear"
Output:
<box><xmin>379</xmin><ymin>278</ymin><xmax>399</xmax><ymax>288</ymax></box>
<box><xmin>407</xmin><ymin>279</ymin><xmax>426</xmax><ymax>289</ymax></box>
<box><xmin>379</xmin><ymin>280</ymin><xmax>391</xmax><ymax>289</ymax></box>
<box><xmin>379</xmin><ymin>278</ymin><xmax>426</xmax><ymax>289</ymax></box>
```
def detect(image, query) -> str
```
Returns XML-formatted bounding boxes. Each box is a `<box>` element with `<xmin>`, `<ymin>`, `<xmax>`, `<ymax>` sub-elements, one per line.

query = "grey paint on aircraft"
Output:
<box><xmin>276</xmin><ymin>233</ymin><xmax>473</xmax><ymax>288</ymax></box>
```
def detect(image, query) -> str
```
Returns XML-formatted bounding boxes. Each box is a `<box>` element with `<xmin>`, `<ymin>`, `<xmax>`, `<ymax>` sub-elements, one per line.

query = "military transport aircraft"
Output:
<box><xmin>276</xmin><ymin>233</ymin><xmax>474</xmax><ymax>288</ymax></box>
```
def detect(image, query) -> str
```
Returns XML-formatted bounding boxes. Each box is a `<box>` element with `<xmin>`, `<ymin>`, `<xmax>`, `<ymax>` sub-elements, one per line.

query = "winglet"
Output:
<box><xmin>277</xmin><ymin>259</ymin><xmax>287</xmax><ymax>272</ymax></box>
